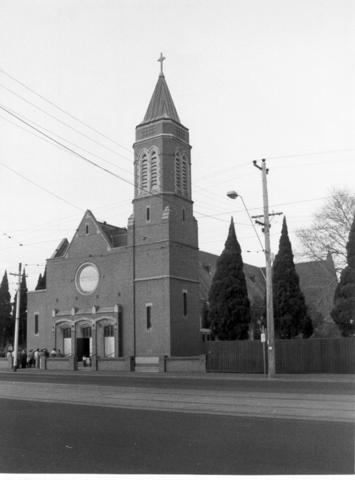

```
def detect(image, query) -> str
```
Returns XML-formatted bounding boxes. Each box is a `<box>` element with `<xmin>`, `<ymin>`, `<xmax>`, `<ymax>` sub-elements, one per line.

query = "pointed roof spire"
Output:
<box><xmin>141</xmin><ymin>53</ymin><xmax>181</xmax><ymax>124</ymax></box>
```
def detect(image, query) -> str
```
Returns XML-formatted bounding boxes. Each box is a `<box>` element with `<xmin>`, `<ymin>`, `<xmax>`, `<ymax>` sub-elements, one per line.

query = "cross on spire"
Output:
<box><xmin>158</xmin><ymin>52</ymin><xmax>166</xmax><ymax>75</ymax></box>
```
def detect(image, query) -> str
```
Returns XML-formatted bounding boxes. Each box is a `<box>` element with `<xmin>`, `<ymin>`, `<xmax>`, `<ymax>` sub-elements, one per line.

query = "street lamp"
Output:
<box><xmin>226</xmin><ymin>191</ymin><xmax>265</xmax><ymax>261</ymax></box>
<box><xmin>226</xmin><ymin>190</ymin><xmax>238</xmax><ymax>200</ymax></box>
<box><xmin>227</xmin><ymin>189</ymin><xmax>275</xmax><ymax>377</ymax></box>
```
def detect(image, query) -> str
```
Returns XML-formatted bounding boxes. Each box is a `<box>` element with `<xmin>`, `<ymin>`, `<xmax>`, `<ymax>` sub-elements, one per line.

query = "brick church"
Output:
<box><xmin>27</xmin><ymin>60</ymin><xmax>203</xmax><ymax>367</ymax></box>
<box><xmin>27</xmin><ymin>59</ymin><xmax>339</xmax><ymax>369</ymax></box>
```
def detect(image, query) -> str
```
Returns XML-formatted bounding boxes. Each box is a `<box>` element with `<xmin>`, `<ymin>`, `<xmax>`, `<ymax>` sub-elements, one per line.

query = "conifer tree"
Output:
<box><xmin>208</xmin><ymin>218</ymin><xmax>251</xmax><ymax>340</ymax></box>
<box><xmin>331</xmin><ymin>215</ymin><xmax>355</xmax><ymax>336</ymax></box>
<box><xmin>0</xmin><ymin>271</ymin><xmax>13</xmax><ymax>350</ymax></box>
<box><xmin>273</xmin><ymin>217</ymin><xmax>313</xmax><ymax>338</ymax></box>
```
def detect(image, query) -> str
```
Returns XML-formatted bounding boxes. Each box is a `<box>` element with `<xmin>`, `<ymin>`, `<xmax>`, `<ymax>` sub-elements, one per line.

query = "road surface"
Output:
<box><xmin>0</xmin><ymin>370</ymin><xmax>353</xmax><ymax>474</ymax></box>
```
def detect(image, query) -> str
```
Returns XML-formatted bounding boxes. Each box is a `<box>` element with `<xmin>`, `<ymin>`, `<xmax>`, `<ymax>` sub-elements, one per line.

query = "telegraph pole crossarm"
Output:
<box><xmin>252</xmin><ymin>212</ymin><xmax>283</xmax><ymax>220</ymax></box>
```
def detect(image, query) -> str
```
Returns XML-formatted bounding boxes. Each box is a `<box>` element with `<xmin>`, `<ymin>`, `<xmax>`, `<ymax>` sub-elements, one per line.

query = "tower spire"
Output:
<box><xmin>158</xmin><ymin>52</ymin><xmax>166</xmax><ymax>76</ymax></box>
<box><xmin>139</xmin><ymin>56</ymin><xmax>181</xmax><ymax>124</ymax></box>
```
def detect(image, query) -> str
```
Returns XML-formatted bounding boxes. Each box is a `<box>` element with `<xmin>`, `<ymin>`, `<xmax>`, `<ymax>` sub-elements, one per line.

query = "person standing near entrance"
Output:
<box><xmin>34</xmin><ymin>348</ymin><xmax>40</xmax><ymax>368</ymax></box>
<box><xmin>20</xmin><ymin>349</ymin><xmax>27</xmax><ymax>368</ymax></box>
<box><xmin>27</xmin><ymin>349</ymin><xmax>34</xmax><ymax>367</ymax></box>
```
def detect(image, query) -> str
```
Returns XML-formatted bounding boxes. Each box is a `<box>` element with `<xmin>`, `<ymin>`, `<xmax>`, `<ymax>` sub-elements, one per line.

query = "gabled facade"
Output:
<box><xmin>27</xmin><ymin>67</ymin><xmax>201</xmax><ymax>363</ymax></box>
<box><xmin>28</xmin><ymin>209</ymin><xmax>132</xmax><ymax>360</ymax></box>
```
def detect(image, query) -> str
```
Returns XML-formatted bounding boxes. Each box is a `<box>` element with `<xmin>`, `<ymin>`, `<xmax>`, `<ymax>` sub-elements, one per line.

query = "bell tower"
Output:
<box><xmin>130</xmin><ymin>55</ymin><xmax>200</xmax><ymax>358</ymax></box>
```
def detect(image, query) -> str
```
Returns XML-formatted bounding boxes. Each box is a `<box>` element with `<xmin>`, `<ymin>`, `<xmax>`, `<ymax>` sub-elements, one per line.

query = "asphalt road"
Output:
<box><xmin>1</xmin><ymin>369</ymin><xmax>355</xmax><ymax>394</ymax></box>
<box><xmin>0</xmin><ymin>398</ymin><xmax>353</xmax><ymax>474</ymax></box>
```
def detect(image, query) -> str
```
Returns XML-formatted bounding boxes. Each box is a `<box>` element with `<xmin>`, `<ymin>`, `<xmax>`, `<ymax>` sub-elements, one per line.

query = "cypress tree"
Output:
<box><xmin>331</xmin><ymin>215</ymin><xmax>355</xmax><ymax>336</ymax></box>
<box><xmin>273</xmin><ymin>217</ymin><xmax>313</xmax><ymax>338</ymax></box>
<box><xmin>0</xmin><ymin>271</ymin><xmax>13</xmax><ymax>350</ymax></box>
<box><xmin>208</xmin><ymin>218</ymin><xmax>251</xmax><ymax>340</ymax></box>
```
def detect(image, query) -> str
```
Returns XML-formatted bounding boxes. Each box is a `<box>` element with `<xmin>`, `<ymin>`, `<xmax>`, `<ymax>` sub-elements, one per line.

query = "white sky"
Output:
<box><xmin>0</xmin><ymin>0</ymin><xmax>354</xmax><ymax>294</ymax></box>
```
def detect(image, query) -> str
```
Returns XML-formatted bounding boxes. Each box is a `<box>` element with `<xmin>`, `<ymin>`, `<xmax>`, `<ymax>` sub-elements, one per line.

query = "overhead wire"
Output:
<box><xmin>0</xmin><ymin>65</ymin><xmax>131</xmax><ymax>154</ymax></box>
<box><xmin>0</xmin><ymin>103</ymin><xmax>134</xmax><ymax>188</ymax></box>
<box><xmin>1</xmin><ymin>67</ymin><xmax>349</xmax><ymax>296</ymax></box>
<box><xmin>0</xmin><ymin>109</ymin><xmax>133</xmax><ymax>177</ymax></box>
<box><xmin>1</xmin><ymin>69</ymin><xmax>352</xmax><ymax>229</ymax></box>
<box><xmin>0</xmin><ymin>102</ymin><xmax>246</xmax><ymax>238</ymax></box>
<box><xmin>194</xmin><ymin>149</ymin><xmax>354</xmax><ymax>190</ymax></box>
<box><xmin>0</xmin><ymin>81</ymin><xmax>134</xmax><ymax>164</ymax></box>
<box><xmin>267</xmin><ymin>147</ymin><xmax>355</xmax><ymax>161</ymax></box>
<box><xmin>0</xmin><ymin>81</ymin><xmax>351</xmax><ymax>267</ymax></box>
<box><xmin>1</xmin><ymin>64</ymin><xmax>353</xmax><ymax>215</ymax></box>
<box><xmin>0</xmin><ymin>162</ymin><xmax>84</xmax><ymax>211</ymax></box>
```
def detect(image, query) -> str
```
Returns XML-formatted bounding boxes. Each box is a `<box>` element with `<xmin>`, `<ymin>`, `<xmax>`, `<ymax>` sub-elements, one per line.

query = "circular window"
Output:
<box><xmin>76</xmin><ymin>263</ymin><xmax>99</xmax><ymax>295</ymax></box>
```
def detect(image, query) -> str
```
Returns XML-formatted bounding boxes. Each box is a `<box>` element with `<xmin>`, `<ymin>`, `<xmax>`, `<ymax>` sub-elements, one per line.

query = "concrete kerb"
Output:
<box><xmin>2</xmin><ymin>368</ymin><xmax>355</xmax><ymax>384</ymax></box>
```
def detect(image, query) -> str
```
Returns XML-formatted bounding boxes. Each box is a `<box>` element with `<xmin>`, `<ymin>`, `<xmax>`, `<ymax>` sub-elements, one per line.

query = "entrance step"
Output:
<box><xmin>135</xmin><ymin>356</ymin><xmax>160</xmax><ymax>373</ymax></box>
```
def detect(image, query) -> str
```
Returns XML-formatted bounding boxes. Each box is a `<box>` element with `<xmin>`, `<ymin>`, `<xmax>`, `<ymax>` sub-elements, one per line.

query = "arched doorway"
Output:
<box><xmin>96</xmin><ymin>317</ymin><xmax>117</xmax><ymax>358</ymax></box>
<box><xmin>75</xmin><ymin>320</ymin><xmax>93</xmax><ymax>362</ymax></box>
<box><xmin>54</xmin><ymin>320</ymin><xmax>74</xmax><ymax>356</ymax></box>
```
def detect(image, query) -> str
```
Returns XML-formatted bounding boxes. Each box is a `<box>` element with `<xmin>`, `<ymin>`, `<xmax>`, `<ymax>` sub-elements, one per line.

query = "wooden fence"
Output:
<box><xmin>202</xmin><ymin>337</ymin><xmax>355</xmax><ymax>374</ymax></box>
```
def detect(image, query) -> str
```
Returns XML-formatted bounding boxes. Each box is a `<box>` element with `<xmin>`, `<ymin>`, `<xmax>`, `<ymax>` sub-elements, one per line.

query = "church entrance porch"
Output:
<box><xmin>53</xmin><ymin>314</ymin><xmax>121</xmax><ymax>370</ymax></box>
<box><xmin>75</xmin><ymin>323</ymin><xmax>94</xmax><ymax>369</ymax></box>
<box><xmin>76</xmin><ymin>338</ymin><xmax>90</xmax><ymax>362</ymax></box>
<box><xmin>76</xmin><ymin>325</ymin><xmax>92</xmax><ymax>366</ymax></box>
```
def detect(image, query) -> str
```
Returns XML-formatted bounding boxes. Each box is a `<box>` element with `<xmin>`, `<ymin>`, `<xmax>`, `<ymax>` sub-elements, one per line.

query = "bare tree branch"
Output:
<box><xmin>296</xmin><ymin>188</ymin><xmax>355</xmax><ymax>273</ymax></box>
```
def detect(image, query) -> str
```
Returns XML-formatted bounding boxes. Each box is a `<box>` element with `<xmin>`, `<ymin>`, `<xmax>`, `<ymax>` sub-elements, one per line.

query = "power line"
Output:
<box><xmin>196</xmin><ymin>196</ymin><xmax>329</xmax><ymax>220</ymax></box>
<box><xmin>0</xmin><ymin>108</ymin><xmax>133</xmax><ymax>177</ymax></box>
<box><xmin>0</xmin><ymin>162</ymin><xmax>84</xmax><ymax>211</ymax></box>
<box><xmin>0</xmin><ymin>103</ymin><xmax>135</xmax><ymax>188</ymax></box>
<box><xmin>0</xmin><ymin>65</ymin><xmax>131</xmax><ymax>154</ymax></box>
<box><xmin>2</xmin><ymin>70</ymin><xmax>351</xmax><ymax>223</ymax></box>
<box><xmin>267</xmin><ymin>147</ymin><xmax>355</xmax><ymax>161</ymax></box>
<box><xmin>1</xmin><ymin>199</ymin><xmax>131</xmax><ymax>237</ymax></box>
<box><xmin>0</xmin><ymin>103</ymin><xmax>344</xmax><ymax>261</ymax></box>
<box><xmin>194</xmin><ymin>148</ymin><xmax>355</xmax><ymax>186</ymax></box>
<box><xmin>0</xmin><ymin>81</ymin><xmax>133</xmax><ymax>164</ymax></box>
<box><xmin>0</xmin><ymin>103</ymin><xmax>234</xmax><ymax>236</ymax></box>
<box><xmin>1</xmin><ymin>66</ymin><xmax>353</xmax><ymax>212</ymax></box>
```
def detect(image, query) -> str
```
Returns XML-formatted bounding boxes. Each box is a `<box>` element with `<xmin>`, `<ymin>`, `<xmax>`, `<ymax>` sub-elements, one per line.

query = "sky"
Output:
<box><xmin>0</xmin><ymin>0</ymin><xmax>354</xmax><ymax>294</ymax></box>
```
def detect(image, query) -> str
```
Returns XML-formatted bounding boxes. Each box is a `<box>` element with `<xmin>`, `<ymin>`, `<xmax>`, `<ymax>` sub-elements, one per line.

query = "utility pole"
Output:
<box><xmin>253</xmin><ymin>159</ymin><xmax>276</xmax><ymax>377</ymax></box>
<box><xmin>9</xmin><ymin>262</ymin><xmax>22</xmax><ymax>371</ymax></box>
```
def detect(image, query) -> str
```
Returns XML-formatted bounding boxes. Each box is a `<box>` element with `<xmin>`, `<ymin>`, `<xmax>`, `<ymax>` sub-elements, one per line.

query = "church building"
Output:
<box><xmin>27</xmin><ymin>58</ymin><xmax>338</xmax><ymax>371</ymax></box>
<box><xmin>27</xmin><ymin>58</ymin><xmax>202</xmax><ymax>369</ymax></box>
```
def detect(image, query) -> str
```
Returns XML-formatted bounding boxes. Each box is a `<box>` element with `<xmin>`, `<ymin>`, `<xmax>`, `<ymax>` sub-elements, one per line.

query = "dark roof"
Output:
<box><xmin>51</xmin><ymin>238</ymin><xmax>69</xmax><ymax>258</ymax></box>
<box><xmin>198</xmin><ymin>250</ymin><xmax>265</xmax><ymax>304</ymax></box>
<box><xmin>98</xmin><ymin>222</ymin><xmax>127</xmax><ymax>248</ymax></box>
<box><xmin>199</xmin><ymin>250</ymin><xmax>339</xmax><ymax>333</ymax></box>
<box><xmin>295</xmin><ymin>257</ymin><xmax>337</xmax><ymax>320</ymax></box>
<box><xmin>140</xmin><ymin>74</ymin><xmax>181</xmax><ymax>124</ymax></box>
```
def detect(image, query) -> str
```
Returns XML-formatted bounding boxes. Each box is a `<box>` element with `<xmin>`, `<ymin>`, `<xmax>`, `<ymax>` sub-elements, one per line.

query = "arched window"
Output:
<box><xmin>175</xmin><ymin>151</ymin><xmax>189</xmax><ymax>198</ymax></box>
<box><xmin>140</xmin><ymin>152</ymin><xmax>149</xmax><ymax>193</ymax></box>
<box><xmin>181</xmin><ymin>154</ymin><xmax>188</xmax><ymax>197</ymax></box>
<box><xmin>150</xmin><ymin>149</ymin><xmax>159</xmax><ymax>191</ymax></box>
<box><xmin>137</xmin><ymin>147</ymin><xmax>160</xmax><ymax>196</ymax></box>
<box><xmin>175</xmin><ymin>155</ymin><xmax>181</xmax><ymax>193</ymax></box>
<box><xmin>103</xmin><ymin>324</ymin><xmax>115</xmax><ymax>357</ymax></box>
